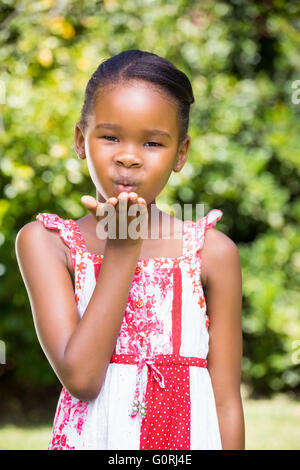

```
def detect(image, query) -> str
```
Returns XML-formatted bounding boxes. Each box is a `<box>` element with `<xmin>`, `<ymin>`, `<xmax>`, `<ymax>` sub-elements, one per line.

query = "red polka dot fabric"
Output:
<box><xmin>140</xmin><ymin>364</ymin><xmax>191</xmax><ymax>450</ymax></box>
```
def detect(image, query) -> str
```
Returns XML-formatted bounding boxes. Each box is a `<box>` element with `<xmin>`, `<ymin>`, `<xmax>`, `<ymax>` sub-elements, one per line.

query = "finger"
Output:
<box><xmin>117</xmin><ymin>192</ymin><xmax>131</xmax><ymax>214</ymax></box>
<box><xmin>128</xmin><ymin>192</ymin><xmax>138</xmax><ymax>202</ymax></box>
<box><xmin>118</xmin><ymin>191</ymin><xmax>130</xmax><ymax>201</ymax></box>
<box><xmin>107</xmin><ymin>197</ymin><xmax>118</xmax><ymax>205</ymax></box>
<box><xmin>81</xmin><ymin>195</ymin><xmax>98</xmax><ymax>211</ymax></box>
<box><xmin>137</xmin><ymin>197</ymin><xmax>147</xmax><ymax>205</ymax></box>
<box><xmin>81</xmin><ymin>195</ymin><xmax>104</xmax><ymax>221</ymax></box>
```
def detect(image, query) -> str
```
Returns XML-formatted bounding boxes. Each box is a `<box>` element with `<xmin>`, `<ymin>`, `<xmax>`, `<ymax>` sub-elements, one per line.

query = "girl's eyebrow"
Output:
<box><xmin>94</xmin><ymin>122</ymin><xmax>171</xmax><ymax>140</ymax></box>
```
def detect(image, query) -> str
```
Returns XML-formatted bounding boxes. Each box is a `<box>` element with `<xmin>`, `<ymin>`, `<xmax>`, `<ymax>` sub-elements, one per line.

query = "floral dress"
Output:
<box><xmin>36</xmin><ymin>208</ymin><xmax>223</xmax><ymax>450</ymax></box>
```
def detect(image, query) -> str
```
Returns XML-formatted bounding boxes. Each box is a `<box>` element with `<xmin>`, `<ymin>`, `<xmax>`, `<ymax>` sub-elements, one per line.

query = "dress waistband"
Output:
<box><xmin>110</xmin><ymin>353</ymin><xmax>207</xmax><ymax>418</ymax></box>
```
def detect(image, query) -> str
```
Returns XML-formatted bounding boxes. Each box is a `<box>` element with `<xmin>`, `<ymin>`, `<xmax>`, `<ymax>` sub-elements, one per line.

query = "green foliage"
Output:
<box><xmin>0</xmin><ymin>0</ymin><xmax>299</xmax><ymax>397</ymax></box>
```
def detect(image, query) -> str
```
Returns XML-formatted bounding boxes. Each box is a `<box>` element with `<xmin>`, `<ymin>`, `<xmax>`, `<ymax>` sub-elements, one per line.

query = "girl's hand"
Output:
<box><xmin>80</xmin><ymin>192</ymin><xmax>148</xmax><ymax>244</ymax></box>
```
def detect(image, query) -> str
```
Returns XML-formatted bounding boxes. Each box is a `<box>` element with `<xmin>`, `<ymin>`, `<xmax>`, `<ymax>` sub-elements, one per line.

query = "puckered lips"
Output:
<box><xmin>113</xmin><ymin>175</ymin><xmax>139</xmax><ymax>194</ymax></box>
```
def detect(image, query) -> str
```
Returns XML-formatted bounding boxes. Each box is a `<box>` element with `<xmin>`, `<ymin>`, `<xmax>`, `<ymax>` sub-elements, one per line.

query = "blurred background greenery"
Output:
<box><xmin>0</xmin><ymin>0</ymin><xmax>299</xmax><ymax>450</ymax></box>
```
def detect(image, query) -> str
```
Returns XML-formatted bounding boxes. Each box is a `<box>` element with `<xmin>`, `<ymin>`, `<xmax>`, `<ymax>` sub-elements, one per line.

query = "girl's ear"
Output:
<box><xmin>74</xmin><ymin>122</ymin><xmax>86</xmax><ymax>160</ymax></box>
<box><xmin>173</xmin><ymin>135</ymin><xmax>191</xmax><ymax>172</ymax></box>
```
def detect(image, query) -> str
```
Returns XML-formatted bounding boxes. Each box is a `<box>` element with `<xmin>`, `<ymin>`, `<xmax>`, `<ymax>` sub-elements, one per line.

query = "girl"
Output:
<box><xmin>15</xmin><ymin>50</ymin><xmax>244</xmax><ymax>450</ymax></box>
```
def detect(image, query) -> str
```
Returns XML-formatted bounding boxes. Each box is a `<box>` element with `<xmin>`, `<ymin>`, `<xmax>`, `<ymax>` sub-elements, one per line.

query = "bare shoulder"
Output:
<box><xmin>15</xmin><ymin>220</ymin><xmax>67</xmax><ymax>266</ymax></box>
<box><xmin>201</xmin><ymin>227</ymin><xmax>241</xmax><ymax>287</ymax></box>
<box><xmin>203</xmin><ymin>227</ymin><xmax>240</xmax><ymax>259</ymax></box>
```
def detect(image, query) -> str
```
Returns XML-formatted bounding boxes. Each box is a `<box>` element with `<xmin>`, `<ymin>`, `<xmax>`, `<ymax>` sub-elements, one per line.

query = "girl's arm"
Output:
<box><xmin>15</xmin><ymin>220</ymin><xmax>142</xmax><ymax>401</ymax></box>
<box><xmin>202</xmin><ymin>228</ymin><xmax>245</xmax><ymax>450</ymax></box>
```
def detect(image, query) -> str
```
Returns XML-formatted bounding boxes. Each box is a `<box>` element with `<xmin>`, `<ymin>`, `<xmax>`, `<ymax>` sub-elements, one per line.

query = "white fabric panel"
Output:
<box><xmin>82</xmin><ymin>363</ymin><xmax>147</xmax><ymax>450</ymax></box>
<box><xmin>179</xmin><ymin>262</ymin><xmax>209</xmax><ymax>359</ymax></box>
<box><xmin>189</xmin><ymin>367</ymin><xmax>222</xmax><ymax>449</ymax></box>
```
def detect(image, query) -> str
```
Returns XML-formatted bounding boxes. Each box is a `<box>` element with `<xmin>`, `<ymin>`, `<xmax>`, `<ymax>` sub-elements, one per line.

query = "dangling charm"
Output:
<box><xmin>130</xmin><ymin>400</ymin><xmax>140</xmax><ymax>417</ymax></box>
<box><xmin>140</xmin><ymin>402</ymin><xmax>147</xmax><ymax>416</ymax></box>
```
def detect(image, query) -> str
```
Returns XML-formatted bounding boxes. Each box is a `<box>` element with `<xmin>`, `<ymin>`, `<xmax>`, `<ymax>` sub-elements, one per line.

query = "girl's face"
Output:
<box><xmin>75</xmin><ymin>80</ymin><xmax>190</xmax><ymax>205</ymax></box>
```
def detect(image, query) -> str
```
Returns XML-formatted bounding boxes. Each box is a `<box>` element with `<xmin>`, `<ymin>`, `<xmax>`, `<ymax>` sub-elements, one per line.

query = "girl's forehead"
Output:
<box><xmin>91</xmin><ymin>81</ymin><xmax>179</xmax><ymax>129</ymax></box>
<box><xmin>95</xmin><ymin>80</ymin><xmax>177</xmax><ymax>109</ymax></box>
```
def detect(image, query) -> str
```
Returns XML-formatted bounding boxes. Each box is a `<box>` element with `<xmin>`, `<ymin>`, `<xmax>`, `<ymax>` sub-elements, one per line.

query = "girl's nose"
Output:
<box><xmin>115</xmin><ymin>153</ymin><xmax>142</xmax><ymax>168</ymax></box>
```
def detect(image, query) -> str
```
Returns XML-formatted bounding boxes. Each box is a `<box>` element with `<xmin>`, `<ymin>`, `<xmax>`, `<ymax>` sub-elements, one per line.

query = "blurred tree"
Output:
<box><xmin>0</xmin><ymin>0</ymin><xmax>299</xmax><ymax>410</ymax></box>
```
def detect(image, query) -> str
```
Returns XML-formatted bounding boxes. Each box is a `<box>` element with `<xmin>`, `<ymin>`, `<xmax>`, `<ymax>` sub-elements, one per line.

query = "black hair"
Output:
<box><xmin>78</xmin><ymin>49</ymin><xmax>195</xmax><ymax>145</ymax></box>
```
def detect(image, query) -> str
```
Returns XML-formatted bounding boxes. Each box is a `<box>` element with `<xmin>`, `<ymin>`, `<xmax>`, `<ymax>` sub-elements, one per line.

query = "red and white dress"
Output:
<box><xmin>36</xmin><ymin>209</ymin><xmax>223</xmax><ymax>450</ymax></box>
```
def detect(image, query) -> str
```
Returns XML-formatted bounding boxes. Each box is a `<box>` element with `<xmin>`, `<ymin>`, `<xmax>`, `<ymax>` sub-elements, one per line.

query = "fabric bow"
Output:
<box><xmin>130</xmin><ymin>356</ymin><xmax>165</xmax><ymax>418</ymax></box>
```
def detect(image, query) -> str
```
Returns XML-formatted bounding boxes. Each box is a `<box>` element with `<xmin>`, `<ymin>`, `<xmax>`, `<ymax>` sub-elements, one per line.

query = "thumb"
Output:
<box><xmin>81</xmin><ymin>195</ymin><xmax>109</xmax><ymax>224</ymax></box>
<box><xmin>81</xmin><ymin>195</ymin><xmax>98</xmax><ymax>212</ymax></box>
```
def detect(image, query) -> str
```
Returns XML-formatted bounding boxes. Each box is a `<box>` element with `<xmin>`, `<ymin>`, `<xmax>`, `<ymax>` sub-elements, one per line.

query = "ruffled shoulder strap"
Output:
<box><xmin>194</xmin><ymin>208</ymin><xmax>223</xmax><ymax>253</ymax></box>
<box><xmin>36</xmin><ymin>212</ymin><xmax>87</xmax><ymax>253</ymax></box>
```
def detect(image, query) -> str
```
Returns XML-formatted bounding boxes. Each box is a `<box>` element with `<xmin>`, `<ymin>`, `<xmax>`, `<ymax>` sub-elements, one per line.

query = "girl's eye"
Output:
<box><xmin>102</xmin><ymin>136</ymin><xmax>118</xmax><ymax>142</ymax></box>
<box><xmin>101</xmin><ymin>136</ymin><xmax>162</xmax><ymax>147</ymax></box>
<box><xmin>145</xmin><ymin>142</ymin><xmax>162</xmax><ymax>147</ymax></box>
